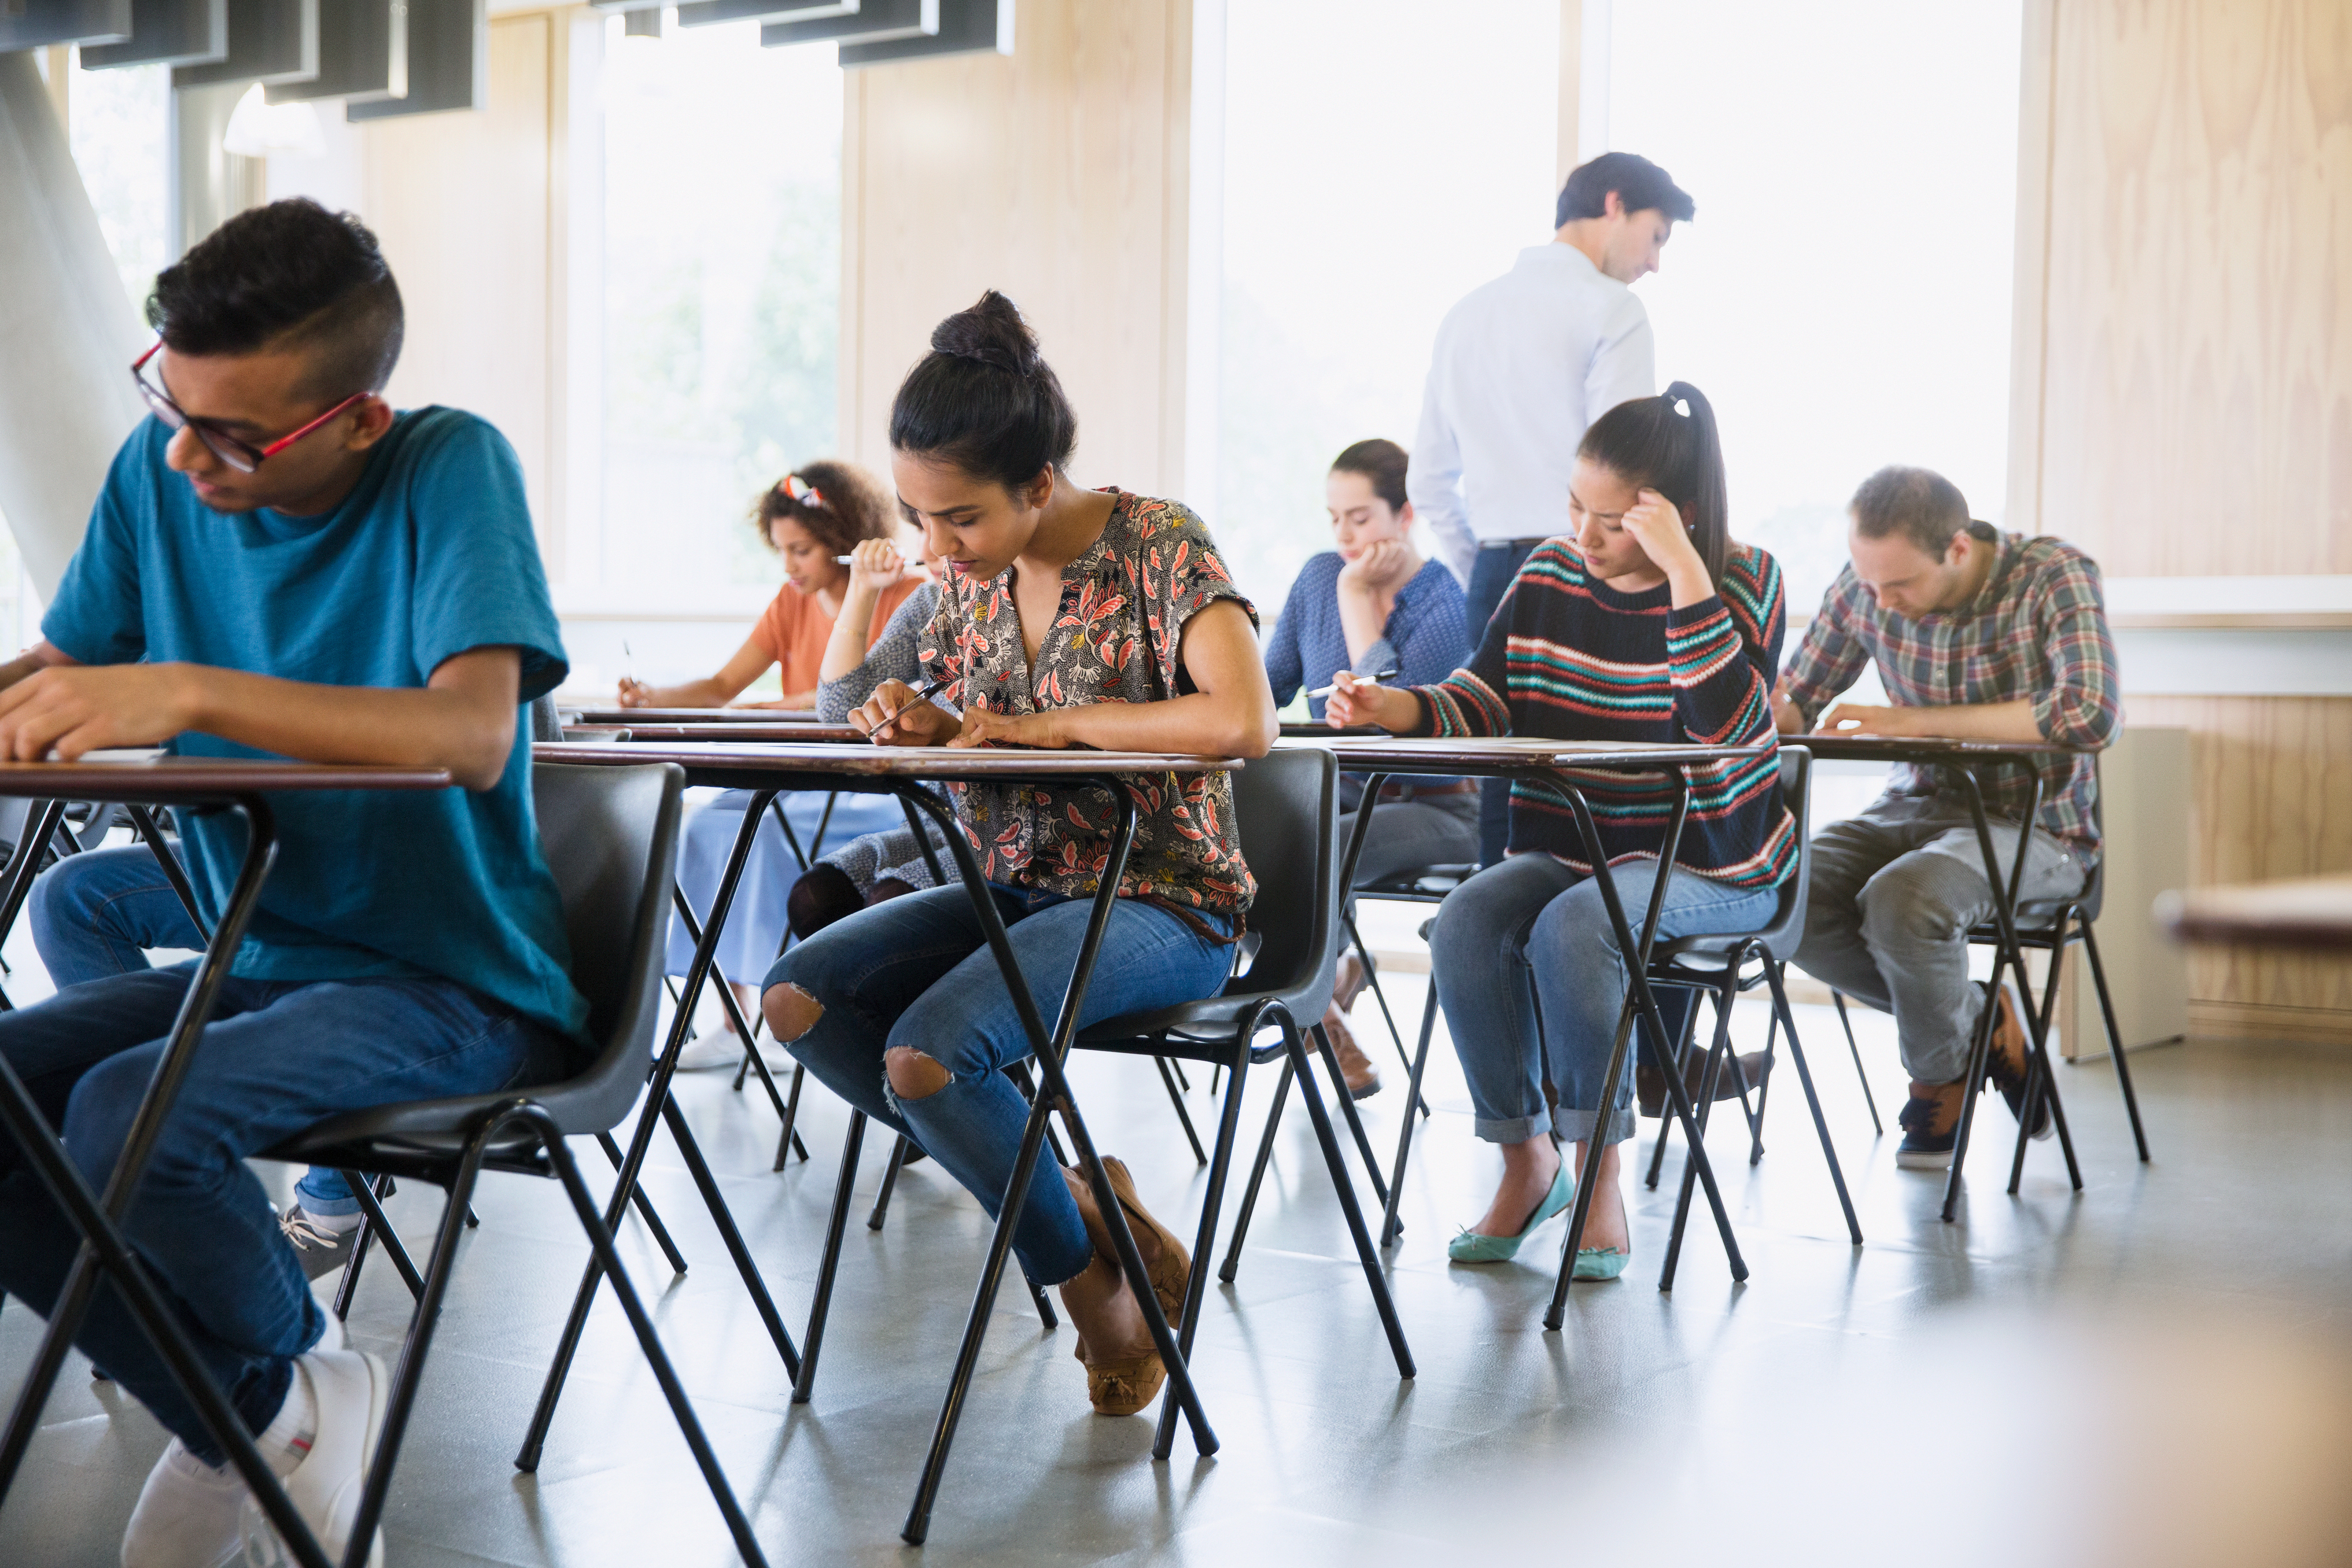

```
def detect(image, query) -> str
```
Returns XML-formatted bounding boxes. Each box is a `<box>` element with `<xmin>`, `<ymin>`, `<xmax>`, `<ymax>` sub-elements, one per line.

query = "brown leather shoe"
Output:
<box><xmin>1895</xmin><ymin>1078</ymin><xmax>1967</xmax><ymax>1169</ymax></box>
<box><xmin>1981</xmin><ymin>978</ymin><xmax>2052</xmax><ymax>1140</ymax></box>
<box><xmin>1636</xmin><ymin>1051</ymin><xmax>1770</xmax><ymax>1117</ymax></box>
<box><xmin>1333</xmin><ymin>951</ymin><xmax>1370</xmax><ymax>1015</ymax></box>
<box><xmin>1074</xmin><ymin>1338</ymin><xmax>1166</xmax><ymax>1416</ymax></box>
<box><xmin>1063</xmin><ymin>1158</ymin><xmax>1190</xmax><ymax>1327</ymax></box>
<box><xmin>1322</xmin><ymin>1009</ymin><xmax>1382</xmax><ymax>1099</ymax></box>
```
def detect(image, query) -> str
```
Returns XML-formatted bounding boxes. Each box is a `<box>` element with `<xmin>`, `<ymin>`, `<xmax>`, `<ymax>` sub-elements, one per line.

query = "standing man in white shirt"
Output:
<box><xmin>1409</xmin><ymin>150</ymin><xmax>1693</xmax><ymax>863</ymax></box>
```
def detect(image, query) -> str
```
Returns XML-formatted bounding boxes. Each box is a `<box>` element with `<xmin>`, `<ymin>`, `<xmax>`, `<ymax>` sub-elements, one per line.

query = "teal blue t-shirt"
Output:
<box><xmin>43</xmin><ymin>407</ymin><xmax>590</xmax><ymax>1040</ymax></box>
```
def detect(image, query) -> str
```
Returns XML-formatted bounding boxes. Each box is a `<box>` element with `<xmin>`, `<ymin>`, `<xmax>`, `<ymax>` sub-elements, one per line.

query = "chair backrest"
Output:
<box><xmin>1223</xmin><ymin>747</ymin><xmax>1339</xmax><ymax>1015</ymax></box>
<box><xmin>1752</xmin><ymin>745</ymin><xmax>1813</xmax><ymax>961</ymax></box>
<box><xmin>532</xmin><ymin>759</ymin><xmax>685</xmax><ymax>1131</ymax></box>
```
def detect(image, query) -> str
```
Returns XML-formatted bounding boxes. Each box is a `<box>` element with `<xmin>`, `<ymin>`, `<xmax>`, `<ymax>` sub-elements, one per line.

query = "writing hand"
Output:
<box><xmin>851</xmin><ymin>679</ymin><xmax>958</xmax><ymax>746</ymax></box>
<box><xmin>0</xmin><ymin>663</ymin><xmax>197</xmax><ymax>762</ymax></box>
<box><xmin>1325</xmin><ymin>669</ymin><xmax>1417</xmax><ymax>732</ymax></box>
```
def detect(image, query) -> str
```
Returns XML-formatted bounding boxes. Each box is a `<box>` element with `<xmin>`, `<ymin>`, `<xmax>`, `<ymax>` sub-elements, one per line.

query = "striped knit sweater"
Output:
<box><xmin>1409</xmin><ymin>538</ymin><xmax>1796</xmax><ymax>888</ymax></box>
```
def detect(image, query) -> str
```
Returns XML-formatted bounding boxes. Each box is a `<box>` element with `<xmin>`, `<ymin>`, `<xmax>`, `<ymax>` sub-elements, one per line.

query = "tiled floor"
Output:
<box><xmin>5</xmin><ymin>976</ymin><xmax>2350</xmax><ymax>1567</ymax></box>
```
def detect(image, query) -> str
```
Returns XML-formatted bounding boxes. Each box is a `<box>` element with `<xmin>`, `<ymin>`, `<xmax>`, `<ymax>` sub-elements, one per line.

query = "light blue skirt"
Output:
<box><xmin>663</xmin><ymin>788</ymin><xmax>911</xmax><ymax>982</ymax></box>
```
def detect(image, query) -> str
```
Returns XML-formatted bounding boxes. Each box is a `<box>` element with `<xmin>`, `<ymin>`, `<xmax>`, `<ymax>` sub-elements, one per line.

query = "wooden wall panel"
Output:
<box><xmin>360</xmin><ymin>14</ymin><xmax>556</xmax><ymax>552</ymax></box>
<box><xmin>2125</xmin><ymin>695</ymin><xmax>2352</xmax><ymax>1035</ymax></box>
<box><xmin>840</xmin><ymin>0</ymin><xmax>1191</xmax><ymax>495</ymax></box>
<box><xmin>2033</xmin><ymin>0</ymin><xmax>2352</xmax><ymax>573</ymax></box>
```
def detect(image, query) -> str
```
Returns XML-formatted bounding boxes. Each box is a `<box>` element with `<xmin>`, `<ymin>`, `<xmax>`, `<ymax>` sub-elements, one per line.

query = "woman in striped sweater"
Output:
<box><xmin>1326</xmin><ymin>382</ymin><xmax>1792</xmax><ymax>1279</ymax></box>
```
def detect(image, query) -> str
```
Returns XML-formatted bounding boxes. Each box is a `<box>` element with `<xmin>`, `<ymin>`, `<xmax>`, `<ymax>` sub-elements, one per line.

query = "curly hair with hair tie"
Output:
<box><xmin>752</xmin><ymin>458</ymin><xmax>894</xmax><ymax>558</ymax></box>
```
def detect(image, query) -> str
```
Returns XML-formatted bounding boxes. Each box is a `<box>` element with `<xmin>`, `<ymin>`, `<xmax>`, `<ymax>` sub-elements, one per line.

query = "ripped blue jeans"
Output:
<box><xmin>766</xmin><ymin>884</ymin><xmax>1235</xmax><ymax>1286</ymax></box>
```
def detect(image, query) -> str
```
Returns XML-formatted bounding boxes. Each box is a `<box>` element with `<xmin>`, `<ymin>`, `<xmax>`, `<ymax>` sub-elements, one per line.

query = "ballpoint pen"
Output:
<box><xmin>866</xmin><ymin>678</ymin><xmax>948</xmax><ymax>742</ymax></box>
<box><xmin>1308</xmin><ymin>666</ymin><xmax>1399</xmax><ymax>699</ymax></box>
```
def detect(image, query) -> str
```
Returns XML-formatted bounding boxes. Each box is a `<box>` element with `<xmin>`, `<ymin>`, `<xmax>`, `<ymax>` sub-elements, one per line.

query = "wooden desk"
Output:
<box><xmin>1786</xmin><ymin>732</ymin><xmax>2093</xmax><ymax>1217</ymax></box>
<box><xmin>0</xmin><ymin>759</ymin><xmax>451</xmax><ymax>1568</ymax></box>
<box><xmin>528</xmin><ymin>741</ymin><xmax>1237</xmax><ymax>1538</ymax></box>
<box><xmin>2159</xmin><ymin>875</ymin><xmax>2352</xmax><ymax>953</ymax></box>
<box><xmin>561</xmin><ymin>705</ymin><xmax>836</xmax><ymax>725</ymax></box>
<box><xmin>1272</xmin><ymin>732</ymin><xmax>1789</xmax><ymax>1316</ymax></box>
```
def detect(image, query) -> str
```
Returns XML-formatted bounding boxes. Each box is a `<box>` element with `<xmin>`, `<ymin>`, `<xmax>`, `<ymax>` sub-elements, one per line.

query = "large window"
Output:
<box><xmin>67</xmin><ymin>56</ymin><xmax>173</xmax><ymax>320</ymax></box>
<box><xmin>1216</xmin><ymin>0</ymin><xmax>1562</xmax><ymax>610</ymax></box>
<box><xmin>597</xmin><ymin>15</ymin><xmax>843</xmax><ymax>612</ymax></box>
<box><xmin>1607</xmin><ymin>0</ymin><xmax>2024</xmax><ymax>616</ymax></box>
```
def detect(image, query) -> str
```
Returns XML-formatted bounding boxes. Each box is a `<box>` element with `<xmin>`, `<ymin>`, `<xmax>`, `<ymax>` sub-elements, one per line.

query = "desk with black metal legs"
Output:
<box><xmin>562</xmin><ymin>706</ymin><xmax>845</xmax><ymax>726</ymax></box>
<box><xmin>1788</xmin><ymin>733</ymin><xmax>2092</xmax><ymax>1221</ymax></box>
<box><xmin>0</xmin><ymin>758</ymin><xmax>453</xmax><ymax>1568</ymax></box>
<box><xmin>529</xmin><ymin>740</ymin><xmax>1235</xmax><ymax>1544</ymax></box>
<box><xmin>1274</xmin><ymin>734</ymin><xmax>1779</xmax><ymax>1326</ymax></box>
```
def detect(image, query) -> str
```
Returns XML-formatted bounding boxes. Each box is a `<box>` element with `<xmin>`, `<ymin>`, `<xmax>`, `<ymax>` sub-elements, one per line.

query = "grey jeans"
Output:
<box><xmin>1792</xmin><ymin>792</ymin><xmax>2088</xmax><ymax>1086</ymax></box>
<box><xmin>1338</xmin><ymin>786</ymin><xmax>1480</xmax><ymax>888</ymax></box>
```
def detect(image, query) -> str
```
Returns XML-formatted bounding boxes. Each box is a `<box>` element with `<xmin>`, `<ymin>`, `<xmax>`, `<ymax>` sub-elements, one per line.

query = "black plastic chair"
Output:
<box><xmin>1824</xmin><ymin>757</ymin><xmax>2150</xmax><ymax>1186</ymax></box>
<box><xmin>255</xmin><ymin>760</ymin><xmax>774</xmax><ymax>1568</ymax></box>
<box><xmin>1637</xmin><ymin>746</ymin><xmax>1862</xmax><ymax>1289</ymax></box>
<box><xmin>1075</xmin><ymin>745</ymin><xmax>1414</xmax><ymax>1453</ymax></box>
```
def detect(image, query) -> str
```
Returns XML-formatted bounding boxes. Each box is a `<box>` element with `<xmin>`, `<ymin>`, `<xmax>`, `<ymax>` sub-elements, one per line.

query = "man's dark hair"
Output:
<box><xmin>1850</xmin><ymin>466</ymin><xmax>1970</xmax><ymax>557</ymax></box>
<box><xmin>1330</xmin><ymin>438</ymin><xmax>1408</xmax><ymax>513</ymax></box>
<box><xmin>1555</xmin><ymin>151</ymin><xmax>1695</xmax><ymax>229</ymax></box>
<box><xmin>146</xmin><ymin>198</ymin><xmax>404</xmax><ymax>400</ymax></box>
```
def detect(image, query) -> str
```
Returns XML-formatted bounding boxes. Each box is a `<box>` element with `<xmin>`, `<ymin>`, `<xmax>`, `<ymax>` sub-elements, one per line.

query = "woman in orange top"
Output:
<box><xmin>617</xmin><ymin>459</ymin><xmax>924</xmax><ymax>709</ymax></box>
<box><xmin>625</xmin><ymin>461</ymin><xmax>933</xmax><ymax>1060</ymax></box>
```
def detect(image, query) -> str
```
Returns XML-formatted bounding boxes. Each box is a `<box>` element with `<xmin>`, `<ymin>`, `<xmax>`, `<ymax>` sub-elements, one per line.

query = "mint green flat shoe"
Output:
<box><xmin>1447</xmin><ymin>1163</ymin><xmax>1575</xmax><ymax>1264</ymax></box>
<box><xmin>1572</xmin><ymin>1247</ymin><xmax>1630</xmax><ymax>1281</ymax></box>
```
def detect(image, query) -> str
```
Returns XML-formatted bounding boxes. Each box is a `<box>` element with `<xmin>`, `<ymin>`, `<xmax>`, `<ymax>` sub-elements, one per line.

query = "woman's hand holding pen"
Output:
<box><xmin>1324</xmin><ymin>669</ymin><xmax>1421</xmax><ymax>732</ymax></box>
<box><xmin>841</xmin><ymin>537</ymin><xmax>904</xmax><ymax>596</ymax></box>
<box><xmin>850</xmin><ymin>678</ymin><xmax>958</xmax><ymax>746</ymax></box>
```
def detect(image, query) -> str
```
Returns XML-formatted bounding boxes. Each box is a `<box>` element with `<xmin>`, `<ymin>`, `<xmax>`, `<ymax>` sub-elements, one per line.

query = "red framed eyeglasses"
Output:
<box><xmin>131</xmin><ymin>340</ymin><xmax>372</xmax><ymax>475</ymax></box>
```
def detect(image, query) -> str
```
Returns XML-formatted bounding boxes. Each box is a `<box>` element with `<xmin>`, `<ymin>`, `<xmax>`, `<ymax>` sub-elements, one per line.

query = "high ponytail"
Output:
<box><xmin>889</xmin><ymin>290</ymin><xmax>1079</xmax><ymax>494</ymax></box>
<box><xmin>1576</xmin><ymin>379</ymin><xmax>1731</xmax><ymax>584</ymax></box>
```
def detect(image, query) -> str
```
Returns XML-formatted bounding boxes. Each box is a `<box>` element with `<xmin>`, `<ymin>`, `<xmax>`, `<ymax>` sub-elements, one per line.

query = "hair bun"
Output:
<box><xmin>931</xmin><ymin>289</ymin><xmax>1041</xmax><ymax>376</ymax></box>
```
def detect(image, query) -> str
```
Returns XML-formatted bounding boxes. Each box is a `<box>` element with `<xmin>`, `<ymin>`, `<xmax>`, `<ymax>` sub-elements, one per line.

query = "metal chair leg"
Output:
<box><xmin>796</xmin><ymin>1110</ymin><xmax>867</xmax><ymax>1404</ymax></box>
<box><xmin>1345</xmin><ymin>918</ymin><xmax>1431</xmax><ymax>1120</ymax></box>
<box><xmin>598</xmin><ymin>1131</ymin><xmax>689</xmax><ymax>1275</ymax></box>
<box><xmin>1768</xmin><ymin>963</ymin><xmax>1861</xmax><ymax>1244</ymax></box>
<box><xmin>1311</xmin><ymin>1022</ymin><xmax>1390</xmax><ymax>1205</ymax></box>
<box><xmin>1151</xmin><ymin>1040</ymin><xmax>1253</xmax><ymax>1458</ymax></box>
<box><xmin>2080</xmin><ymin>919</ymin><xmax>2150</xmax><ymax>1160</ymax></box>
<box><xmin>1218</xmin><ymin>1057</ymin><xmax>1291</xmax><ymax>1285</ymax></box>
<box><xmin>1831</xmin><ymin>990</ymin><xmax>1883</xmax><ymax>1135</ymax></box>
<box><xmin>1282</xmin><ymin>1020</ymin><xmax>1414</xmax><ymax>1378</ymax></box>
<box><xmin>1155</xmin><ymin>1055</ymin><xmax>1209</xmax><ymax>1165</ymax></box>
<box><xmin>1379</xmin><ymin>981</ymin><xmax>1440</xmax><ymax>1247</ymax></box>
<box><xmin>1644</xmin><ymin>993</ymin><xmax>1707</xmax><ymax>1190</ymax></box>
<box><xmin>868</xmin><ymin>1133</ymin><xmax>911</xmax><ymax>1231</ymax></box>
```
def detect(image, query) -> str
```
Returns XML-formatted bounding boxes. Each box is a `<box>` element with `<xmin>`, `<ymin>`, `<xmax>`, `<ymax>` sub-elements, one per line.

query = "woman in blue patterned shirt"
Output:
<box><xmin>1265</xmin><ymin>439</ymin><xmax>1473</xmax><ymax>1095</ymax></box>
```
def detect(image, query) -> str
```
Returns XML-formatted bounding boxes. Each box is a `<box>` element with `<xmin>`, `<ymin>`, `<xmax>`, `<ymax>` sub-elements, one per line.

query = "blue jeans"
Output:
<box><xmin>0</xmin><ymin>965</ymin><xmax>568</xmax><ymax>1462</ymax></box>
<box><xmin>1466</xmin><ymin>539</ymin><xmax>1543</xmax><ymax>866</ymax></box>
<box><xmin>1431</xmin><ymin>854</ymin><xmax>1781</xmax><ymax>1145</ymax></box>
<box><xmin>767</xmin><ymin>885</ymin><xmax>1235</xmax><ymax>1287</ymax></box>
<box><xmin>30</xmin><ymin>846</ymin><xmax>358</xmax><ymax>1215</ymax></box>
<box><xmin>665</xmin><ymin>790</ymin><xmax>911</xmax><ymax>982</ymax></box>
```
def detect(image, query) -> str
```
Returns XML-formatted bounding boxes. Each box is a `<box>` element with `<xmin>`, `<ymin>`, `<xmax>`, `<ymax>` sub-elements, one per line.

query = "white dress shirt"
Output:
<box><xmin>1408</xmin><ymin>242</ymin><xmax>1657</xmax><ymax>583</ymax></box>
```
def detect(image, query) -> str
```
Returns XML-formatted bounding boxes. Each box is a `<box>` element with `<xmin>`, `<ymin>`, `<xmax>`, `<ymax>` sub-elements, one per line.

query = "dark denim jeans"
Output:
<box><xmin>29</xmin><ymin>844</ymin><xmax>358</xmax><ymax>1217</ymax></box>
<box><xmin>0</xmin><ymin>965</ymin><xmax>568</xmax><ymax>1462</ymax></box>
<box><xmin>767</xmin><ymin>885</ymin><xmax>1235</xmax><ymax>1287</ymax></box>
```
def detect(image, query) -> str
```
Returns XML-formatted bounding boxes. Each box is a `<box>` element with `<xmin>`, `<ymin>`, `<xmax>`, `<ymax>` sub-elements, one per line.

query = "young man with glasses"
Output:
<box><xmin>1774</xmin><ymin>466</ymin><xmax>2121</xmax><ymax>1171</ymax></box>
<box><xmin>0</xmin><ymin>198</ymin><xmax>583</xmax><ymax>1566</ymax></box>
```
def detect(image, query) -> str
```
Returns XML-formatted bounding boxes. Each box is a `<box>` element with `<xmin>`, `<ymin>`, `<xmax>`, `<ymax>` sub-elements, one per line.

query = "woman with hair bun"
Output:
<box><xmin>760</xmin><ymin>291</ymin><xmax>1276</xmax><ymax>1417</ymax></box>
<box><xmin>1327</xmin><ymin>381</ymin><xmax>1794</xmax><ymax>1281</ymax></box>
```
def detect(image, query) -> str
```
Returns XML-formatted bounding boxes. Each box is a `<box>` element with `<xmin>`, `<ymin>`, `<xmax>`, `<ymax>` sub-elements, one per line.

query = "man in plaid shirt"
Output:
<box><xmin>1773</xmin><ymin>466</ymin><xmax>2121</xmax><ymax>1169</ymax></box>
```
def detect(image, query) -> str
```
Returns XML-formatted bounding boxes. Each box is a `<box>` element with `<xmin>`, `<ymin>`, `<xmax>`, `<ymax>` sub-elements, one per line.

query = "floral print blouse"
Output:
<box><xmin>917</xmin><ymin>489</ymin><xmax>1258</xmax><ymax>924</ymax></box>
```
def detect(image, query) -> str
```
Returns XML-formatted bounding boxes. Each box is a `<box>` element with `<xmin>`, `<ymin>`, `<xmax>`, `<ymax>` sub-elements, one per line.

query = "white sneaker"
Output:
<box><xmin>672</xmin><ymin>1028</ymin><xmax>752</xmax><ymax>1071</ymax></box>
<box><xmin>238</xmin><ymin>1350</ymin><xmax>388</xmax><ymax>1568</ymax></box>
<box><xmin>121</xmin><ymin>1439</ymin><xmax>246</xmax><ymax>1568</ymax></box>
